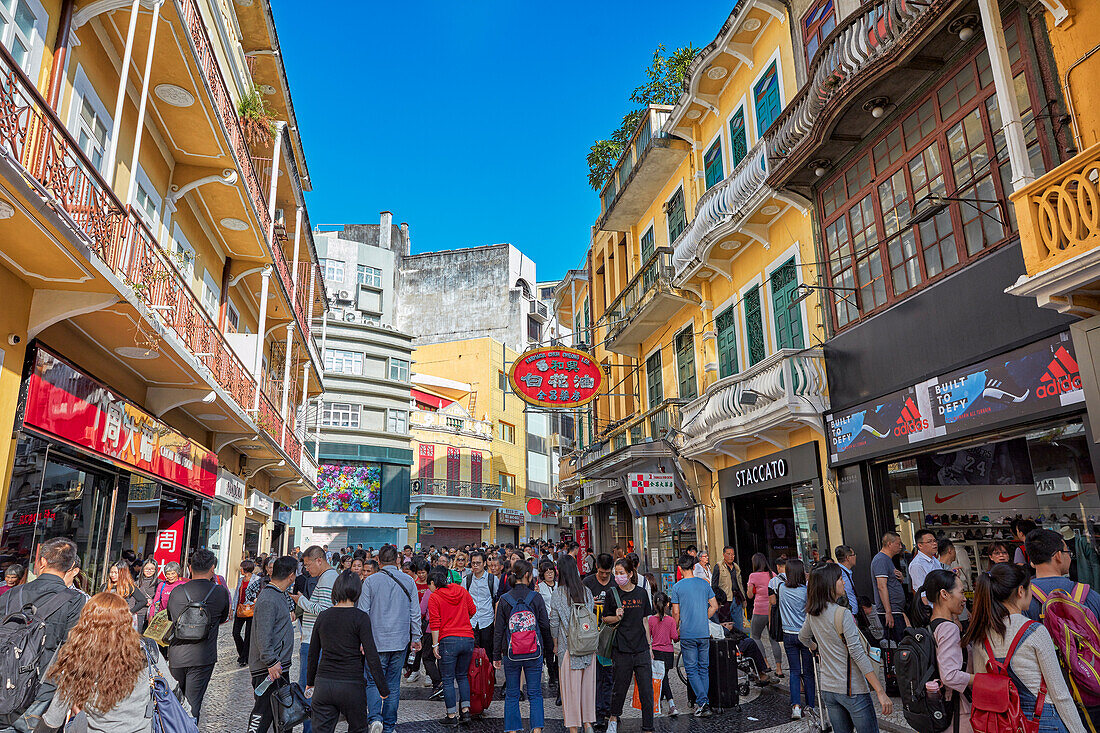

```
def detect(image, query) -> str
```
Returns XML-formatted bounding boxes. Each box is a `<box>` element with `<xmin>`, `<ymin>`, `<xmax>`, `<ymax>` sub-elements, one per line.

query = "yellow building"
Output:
<box><xmin>557</xmin><ymin>0</ymin><xmax>834</xmax><ymax>585</ymax></box>
<box><xmin>412</xmin><ymin>338</ymin><xmax>529</xmax><ymax>545</ymax></box>
<box><xmin>0</xmin><ymin>0</ymin><xmax>323</xmax><ymax>589</ymax></box>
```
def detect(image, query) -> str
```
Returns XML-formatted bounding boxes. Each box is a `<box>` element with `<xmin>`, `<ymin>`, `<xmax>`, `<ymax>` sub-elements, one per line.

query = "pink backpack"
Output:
<box><xmin>1030</xmin><ymin>582</ymin><xmax>1100</xmax><ymax>707</ymax></box>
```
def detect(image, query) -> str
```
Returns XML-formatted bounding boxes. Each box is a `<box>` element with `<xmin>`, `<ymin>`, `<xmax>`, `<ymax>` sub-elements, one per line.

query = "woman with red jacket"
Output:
<box><xmin>427</xmin><ymin>565</ymin><xmax>477</xmax><ymax>725</ymax></box>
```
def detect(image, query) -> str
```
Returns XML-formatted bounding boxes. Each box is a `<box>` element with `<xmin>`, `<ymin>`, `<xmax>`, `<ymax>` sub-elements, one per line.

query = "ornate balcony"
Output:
<box><xmin>410</xmin><ymin>409</ymin><xmax>494</xmax><ymax>440</ymax></box>
<box><xmin>576</xmin><ymin>399</ymin><xmax>686</xmax><ymax>470</ymax></box>
<box><xmin>672</xmin><ymin>140</ymin><xmax>771</xmax><ymax>283</ymax></box>
<box><xmin>413</xmin><ymin>479</ymin><xmax>502</xmax><ymax>501</ymax></box>
<box><xmin>603</xmin><ymin>248</ymin><xmax>701</xmax><ymax>357</ymax></box>
<box><xmin>597</xmin><ymin>106</ymin><xmax>691</xmax><ymax>232</ymax></box>
<box><xmin>677</xmin><ymin>349</ymin><xmax>828</xmax><ymax>458</ymax></box>
<box><xmin>765</xmin><ymin>0</ymin><xmax>948</xmax><ymax>189</ymax></box>
<box><xmin>1007</xmin><ymin>142</ymin><xmax>1100</xmax><ymax>317</ymax></box>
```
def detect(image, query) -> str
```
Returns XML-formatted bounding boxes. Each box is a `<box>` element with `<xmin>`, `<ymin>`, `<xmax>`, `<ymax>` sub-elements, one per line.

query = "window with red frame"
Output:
<box><xmin>803</xmin><ymin>0</ymin><xmax>835</xmax><ymax>63</ymax></box>
<box><xmin>818</xmin><ymin>18</ymin><xmax>1046</xmax><ymax>331</ymax></box>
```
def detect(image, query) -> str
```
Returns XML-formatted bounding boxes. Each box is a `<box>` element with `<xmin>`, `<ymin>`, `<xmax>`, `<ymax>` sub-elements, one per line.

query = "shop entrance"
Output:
<box><xmin>730</xmin><ymin>487</ymin><xmax>797</xmax><ymax>570</ymax></box>
<box><xmin>244</xmin><ymin>519</ymin><xmax>262</xmax><ymax>557</ymax></box>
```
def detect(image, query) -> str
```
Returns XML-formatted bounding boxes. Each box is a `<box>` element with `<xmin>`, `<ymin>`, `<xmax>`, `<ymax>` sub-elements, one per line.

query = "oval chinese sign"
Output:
<box><xmin>508</xmin><ymin>347</ymin><xmax>606</xmax><ymax>409</ymax></box>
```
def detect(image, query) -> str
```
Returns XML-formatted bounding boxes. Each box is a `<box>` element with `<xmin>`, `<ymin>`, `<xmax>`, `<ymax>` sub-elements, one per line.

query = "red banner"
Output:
<box><xmin>21</xmin><ymin>346</ymin><xmax>218</xmax><ymax>497</ymax></box>
<box><xmin>153</xmin><ymin>508</ymin><xmax>186</xmax><ymax>567</ymax></box>
<box><xmin>508</xmin><ymin>347</ymin><xmax>605</xmax><ymax>408</ymax></box>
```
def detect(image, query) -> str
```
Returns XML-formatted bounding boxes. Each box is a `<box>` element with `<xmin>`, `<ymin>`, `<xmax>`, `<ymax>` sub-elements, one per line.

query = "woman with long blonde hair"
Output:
<box><xmin>40</xmin><ymin>592</ymin><xmax>178</xmax><ymax>732</ymax></box>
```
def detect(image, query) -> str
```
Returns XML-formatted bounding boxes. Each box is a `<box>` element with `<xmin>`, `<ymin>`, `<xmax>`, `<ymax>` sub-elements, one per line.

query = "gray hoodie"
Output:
<box><xmin>249</xmin><ymin>584</ymin><xmax>294</xmax><ymax>674</ymax></box>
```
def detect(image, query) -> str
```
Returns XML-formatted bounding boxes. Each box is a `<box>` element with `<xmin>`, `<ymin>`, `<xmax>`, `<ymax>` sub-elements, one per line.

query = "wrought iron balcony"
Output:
<box><xmin>597</xmin><ymin>105</ymin><xmax>691</xmax><ymax>232</ymax></box>
<box><xmin>602</xmin><ymin>248</ymin><xmax>700</xmax><ymax>357</ymax></box>
<box><xmin>766</xmin><ymin>0</ymin><xmax>941</xmax><ymax>182</ymax></box>
<box><xmin>577</xmin><ymin>399</ymin><xmax>686</xmax><ymax>469</ymax></box>
<box><xmin>672</xmin><ymin>140</ymin><xmax>770</xmax><ymax>282</ymax></box>
<box><xmin>413</xmin><ymin>479</ymin><xmax>502</xmax><ymax>501</ymax></box>
<box><xmin>677</xmin><ymin>349</ymin><xmax>828</xmax><ymax>458</ymax></box>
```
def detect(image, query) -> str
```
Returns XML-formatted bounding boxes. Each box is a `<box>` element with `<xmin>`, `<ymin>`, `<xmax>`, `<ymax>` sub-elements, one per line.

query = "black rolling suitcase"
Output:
<box><xmin>880</xmin><ymin>639</ymin><xmax>899</xmax><ymax>696</ymax></box>
<box><xmin>681</xmin><ymin>638</ymin><xmax>740</xmax><ymax>711</ymax></box>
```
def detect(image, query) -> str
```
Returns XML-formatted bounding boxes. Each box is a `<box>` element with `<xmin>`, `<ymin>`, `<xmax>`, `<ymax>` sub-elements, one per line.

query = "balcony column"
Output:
<box><xmin>977</xmin><ymin>0</ymin><xmax>1034</xmax><ymax>189</ymax></box>
<box><xmin>266</xmin><ymin>122</ymin><xmax>287</xmax><ymax>245</ymax></box>
<box><xmin>280</xmin><ymin>323</ymin><xmax>294</xmax><ymax>444</ymax></box>
<box><xmin>124</xmin><ymin>0</ymin><xmax>164</xmax><ymax>208</ymax></box>
<box><xmin>103</xmin><ymin>0</ymin><xmax>140</xmax><ymax>181</ymax></box>
<box><xmin>252</xmin><ymin>265</ymin><xmax>272</xmax><ymax>411</ymax></box>
<box><xmin>290</xmin><ymin>205</ymin><xmax>303</xmax><ymax>293</ymax></box>
<box><xmin>298</xmin><ymin>265</ymin><xmax>316</xmax><ymax>422</ymax></box>
<box><xmin>314</xmin><ymin>308</ymin><xmax>329</xmax><ymax>462</ymax></box>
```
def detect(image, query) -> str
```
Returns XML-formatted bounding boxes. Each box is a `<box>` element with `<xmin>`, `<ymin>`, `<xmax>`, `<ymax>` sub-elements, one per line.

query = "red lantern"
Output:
<box><xmin>526</xmin><ymin>498</ymin><xmax>543</xmax><ymax>516</ymax></box>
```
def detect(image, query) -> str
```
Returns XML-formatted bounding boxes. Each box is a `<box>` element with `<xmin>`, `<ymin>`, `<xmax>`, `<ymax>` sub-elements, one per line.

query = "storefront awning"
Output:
<box><xmin>412</xmin><ymin>389</ymin><xmax>453</xmax><ymax>410</ymax></box>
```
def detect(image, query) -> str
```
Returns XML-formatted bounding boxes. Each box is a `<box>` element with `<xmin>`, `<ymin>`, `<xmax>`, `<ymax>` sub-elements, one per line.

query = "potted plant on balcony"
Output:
<box><xmin>238</xmin><ymin>86</ymin><xmax>276</xmax><ymax>147</ymax></box>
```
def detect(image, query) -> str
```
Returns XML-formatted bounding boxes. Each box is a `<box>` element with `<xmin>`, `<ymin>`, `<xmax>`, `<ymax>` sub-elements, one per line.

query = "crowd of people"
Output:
<box><xmin>0</xmin><ymin>526</ymin><xmax>1093</xmax><ymax>733</ymax></box>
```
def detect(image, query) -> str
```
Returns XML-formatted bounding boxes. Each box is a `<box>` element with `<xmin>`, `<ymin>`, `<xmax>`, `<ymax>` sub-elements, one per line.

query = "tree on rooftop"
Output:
<box><xmin>587</xmin><ymin>44</ymin><xmax>699</xmax><ymax>191</ymax></box>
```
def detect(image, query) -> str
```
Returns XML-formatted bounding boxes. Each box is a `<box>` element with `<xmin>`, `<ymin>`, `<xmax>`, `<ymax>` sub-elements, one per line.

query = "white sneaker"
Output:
<box><xmin>369</xmin><ymin>722</ymin><xmax>383</xmax><ymax>733</ymax></box>
<box><xmin>668</xmin><ymin>700</ymin><xmax>678</xmax><ymax>718</ymax></box>
<box><xmin>421</xmin><ymin>676</ymin><xmax>434</xmax><ymax>687</ymax></box>
<box><xmin>792</xmin><ymin>704</ymin><xmax>803</xmax><ymax>720</ymax></box>
<box><xmin>406</xmin><ymin>671</ymin><xmax>419</xmax><ymax>684</ymax></box>
<box><xmin>606</xmin><ymin>721</ymin><xmax>618</xmax><ymax>733</ymax></box>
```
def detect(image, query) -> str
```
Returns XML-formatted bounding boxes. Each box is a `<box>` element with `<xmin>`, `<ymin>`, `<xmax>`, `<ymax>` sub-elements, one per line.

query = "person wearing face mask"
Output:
<box><xmin>584</xmin><ymin>553</ymin><xmax>615</xmax><ymax>731</ymax></box>
<box><xmin>601</xmin><ymin>558</ymin><xmax>654</xmax><ymax>733</ymax></box>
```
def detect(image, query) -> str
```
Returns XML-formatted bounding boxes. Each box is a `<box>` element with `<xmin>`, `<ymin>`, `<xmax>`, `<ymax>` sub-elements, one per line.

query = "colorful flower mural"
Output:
<box><xmin>314</xmin><ymin>463</ymin><xmax>381</xmax><ymax>512</ymax></box>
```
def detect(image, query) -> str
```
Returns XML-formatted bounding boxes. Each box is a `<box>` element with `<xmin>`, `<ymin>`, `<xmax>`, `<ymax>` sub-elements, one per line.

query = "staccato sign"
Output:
<box><xmin>509</xmin><ymin>347</ymin><xmax>605</xmax><ymax>408</ymax></box>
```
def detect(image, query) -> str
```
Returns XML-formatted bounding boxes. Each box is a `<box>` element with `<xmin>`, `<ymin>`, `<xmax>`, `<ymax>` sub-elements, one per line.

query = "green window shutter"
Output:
<box><xmin>666</xmin><ymin>189</ymin><xmax>687</xmax><ymax>243</ymax></box>
<box><xmin>729</xmin><ymin>109</ymin><xmax>748</xmax><ymax>168</ymax></box>
<box><xmin>771</xmin><ymin>258</ymin><xmax>805</xmax><ymax>350</ymax></box>
<box><xmin>641</xmin><ymin>227</ymin><xmax>655</xmax><ymax>262</ymax></box>
<box><xmin>745</xmin><ymin>286</ymin><xmax>766</xmax><ymax>366</ymax></box>
<box><xmin>704</xmin><ymin>140</ymin><xmax>724</xmax><ymax>190</ymax></box>
<box><xmin>675</xmin><ymin>327</ymin><xmax>698</xmax><ymax>400</ymax></box>
<box><xmin>646</xmin><ymin>350</ymin><xmax>663</xmax><ymax>409</ymax></box>
<box><xmin>754</xmin><ymin>63</ymin><xmax>781</xmax><ymax>137</ymax></box>
<box><xmin>715</xmin><ymin>306</ymin><xmax>739</xmax><ymax>378</ymax></box>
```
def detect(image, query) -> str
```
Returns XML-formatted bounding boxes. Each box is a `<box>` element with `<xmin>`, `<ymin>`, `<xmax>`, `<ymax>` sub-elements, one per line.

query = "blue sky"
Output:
<box><xmin>271</xmin><ymin>1</ymin><xmax>722</xmax><ymax>281</ymax></box>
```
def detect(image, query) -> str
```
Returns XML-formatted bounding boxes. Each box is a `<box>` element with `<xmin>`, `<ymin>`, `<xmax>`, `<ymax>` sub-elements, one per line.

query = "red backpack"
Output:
<box><xmin>1030</xmin><ymin>583</ymin><xmax>1100</xmax><ymax>708</ymax></box>
<box><xmin>971</xmin><ymin>621</ymin><xmax>1044</xmax><ymax>733</ymax></box>
<box><xmin>502</xmin><ymin>591</ymin><xmax>542</xmax><ymax>660</ymax></box>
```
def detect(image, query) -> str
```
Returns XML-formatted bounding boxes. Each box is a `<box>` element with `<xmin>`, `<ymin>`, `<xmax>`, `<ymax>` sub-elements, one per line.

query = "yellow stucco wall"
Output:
<box><xmin>1043</xmin><ymin>4</ymin><xmax>1100</xmax><ymax>149</ymax></box>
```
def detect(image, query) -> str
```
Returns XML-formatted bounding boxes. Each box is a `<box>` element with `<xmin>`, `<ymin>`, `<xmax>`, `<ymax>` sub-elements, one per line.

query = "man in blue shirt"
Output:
<box><xmin>1025</xmin><ymin>528</ymin><xmax>1100</xmax><ymax>621</ymax></box>
<box><xmin>671</xmin><ymin>554</ymin><xmax>719</xmax><ymax>717</ymax></box>
<box><xmin>835</xmin><ymin>545</ymin><xmax>859</xmax><ymax>614</ymax></box>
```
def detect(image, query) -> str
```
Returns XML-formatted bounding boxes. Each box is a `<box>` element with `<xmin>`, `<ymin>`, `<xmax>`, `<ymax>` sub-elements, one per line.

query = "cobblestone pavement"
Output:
<box><xmin>200</xmin><ymin>626</ymin><xmax>915</xmax><ymax>732</ymax></box>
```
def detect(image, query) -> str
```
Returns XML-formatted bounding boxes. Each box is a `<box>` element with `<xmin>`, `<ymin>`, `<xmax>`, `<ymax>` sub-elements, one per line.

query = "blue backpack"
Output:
<box><xmin>502</xmin><ymin>591</ymin><xmax>542</xmax><ymax>661</ymax></box>
<box><xmin>142</xmin><ymin>640</ymin><xmax>199</xmax><ymax>733</ymax></box>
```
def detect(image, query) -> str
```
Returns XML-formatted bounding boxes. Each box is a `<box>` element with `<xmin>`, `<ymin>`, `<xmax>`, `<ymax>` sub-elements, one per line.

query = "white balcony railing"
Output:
<box><xmin>672</xmin><ymin>140</ymin><xmax>769</xmax><ymax>281</ymax></box>
<box><xmin>410</xmin><ymin>410</ymin><xmax>493</xmax><ymax>439</ymax></box>
<box><xmin>677</xmin><ymin>349</ymin><xmax>828</xmax><ymax>456</ymax></box>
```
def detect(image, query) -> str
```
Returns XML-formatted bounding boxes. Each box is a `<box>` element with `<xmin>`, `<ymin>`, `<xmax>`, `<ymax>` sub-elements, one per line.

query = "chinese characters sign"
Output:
<box><xmin>508</xmin><ymin>347</ymin><xmax>605</xmax><ymax>408</ymax></box>
<box><xmin>21</xmin><ymin>346</ymin><xmax>217</xmax><ymax>497</ymax></box>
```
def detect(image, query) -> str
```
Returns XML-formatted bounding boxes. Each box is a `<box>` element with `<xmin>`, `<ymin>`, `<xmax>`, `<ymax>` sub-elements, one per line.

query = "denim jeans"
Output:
<box><xmin>821</xmin><ymin>691</ymin><xmax>879</xmax><ymax>733</ymax></box>
<box><xmin>438</xmin><ymin>636</ymin><xmax>475</xmax><ymax>715</ymax></box>
<box><xmin>680</xmin><ymin>637</ymin><xmax>710</xmax><ymax>708</ymax></box>
<box><xmin>365</xmin><ymin>649</ymin><xmax>406</xmax><ymax>733</ymax></box>
<box><xmin>729</xmin><ymin>600</ymin><xmax>745</xmax><ymax>632</ymax></box>
<box><xmin>784</xmin><ymin>633</ymin><xmax>816</xmax><ymax>707</ymax></box>
<box><xmin>504</xmin><ymin>656</ymin><xmax>544</xmax><ymax>732</ymax></box>
<box><xmin>299</xmin><ymin>642</ymin><xmax>312</xmax><ymax>733</ymax></box>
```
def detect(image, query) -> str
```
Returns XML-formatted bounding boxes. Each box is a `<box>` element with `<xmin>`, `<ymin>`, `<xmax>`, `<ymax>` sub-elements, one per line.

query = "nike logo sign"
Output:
<box><xmin>934</xmin><ymin>492</ymin><xmax>964</xmax><ymax>503</ymax></box>
<box><xmin>999</xmin><ymin>491</ymin><xmax>1027</xmax><ymax>502</ymax></box>
<box><xmin>1062</xmin><ymin>491</ymin><xmax>1087</xmax><ymax>502</ymax></box>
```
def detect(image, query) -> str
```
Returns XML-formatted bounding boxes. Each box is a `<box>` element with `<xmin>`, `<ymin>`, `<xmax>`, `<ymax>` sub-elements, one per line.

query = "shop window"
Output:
<box><xmin>754</xmin><ymin>62</ymin><xmax>781</xmax><ymax>137</ymax></box>
<box><xmin>666</xmin><ymin>188</ymin><xmax>687</xmax><ymax>243</ymax></box>
<box><xmin>499</xmin><ymin>421</ymin><xmax>515</xmax><ymax>444</ymax></box>
<box><xmin>387</xmin><ymin>409</ymin><xmax>408</xmax><ymax>434</ymax></box>
<box><xmin>704</xmin><ymin>138</ymin><xmax>724</xmax><ymax>190</ymax></box>
<box><xmin>640</xmin><ymin>226</ymin><xmax>655</xmax><ymax>262</ymax></box>
<box><xmin>729</xmin><ymin>108</ymin><xmax>748</xmax><ymax>169</ymax></box>
<box><xmin>817</xmin><ymin>20</ymin><xmax>1047</xmax><ymax>333</ymax></box>
<box><xmin>715</xmin><ymin>305</ymin><xmax>738</xmax><ymax>379</ymax></box>
<box><xmin>325</xmin><ymin>349</ymin><xmax>363</xmax><ymax>375</ymax></box>
<box><xmin>771</xmin><ymin>259</ymin><xmax>804</xmax><ymax>350</ymax></box>
<box><xmin>802</xmin><ymin>0</ymin><xmax>835</xmax><ymax>63</ymax></box>
<box><xmin>357</xmin><ymin>265</ymin><xmax>382</xmax><ymax>287</ymax></box>
<box><xmin>645</xmin><ymin>349</ymin><xmax>663</xmax><ymax>409</ymax></box>
<box><xmin>744</xmin><ymin>286</ymin><xmax>766</xmax><ymax>366</ymax></box>
<box><xmin>388</xmin><ymin>358</ymin><xmax>409</xmax><ymax>382</ymax></box>
<box><xmin>322</xmin><ymin>402</ymin><xmax>359</xmax><ymax>428</ymax></box>
<box><xmin>675</xmin><ymin>326</ymin><xmax>698</xmax><ymax>400</ymax></box>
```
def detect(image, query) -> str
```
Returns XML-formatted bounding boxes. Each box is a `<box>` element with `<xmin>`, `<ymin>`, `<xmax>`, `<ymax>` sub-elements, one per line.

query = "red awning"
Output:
<box><xmin>412</xmin><ymin>388</ymin><xmax>452</xmax><ymax>409</ymax></box>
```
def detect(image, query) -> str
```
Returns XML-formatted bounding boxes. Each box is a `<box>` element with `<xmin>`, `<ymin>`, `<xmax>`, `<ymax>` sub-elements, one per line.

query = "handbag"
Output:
<box><xmin>270</xmin><ymin>678</ymin><xmax>311</xmax><ymax>732</ymax></box>
<box><xmin>144</xmin><ymin>609</ymin><xmax>175</xmax><ymax>647</ymax></box>
<box><xmin>235</xmin><ymin>602</ymin><xmax>254</xmax><ymax>618</ymax></box>
<box><xmin>596</xmin><ymin>587</ymin><xmax>621</xmax><ymax>664</ymax></box>
<box><xmin>631</xmin><ymin>659</ymin><xmax>665</xmax><ymax>710</ymax></box>
<box><xmin>141</xmin><ymin>640</ymin><xmax>198</xmax><ymax>733</ymax></box>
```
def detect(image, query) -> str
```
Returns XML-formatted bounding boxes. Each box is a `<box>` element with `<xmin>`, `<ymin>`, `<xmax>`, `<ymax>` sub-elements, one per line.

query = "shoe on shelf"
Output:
<box><xmin>792</xmin><ymin>704</ymin><xmax>803</xmax><ymax>720</ymax></box>
<box><xmin>369</xmin><ymin>722</ymin><xmax>383</xmax><ymax>733</ymax></box>
<box><xmin>694</xmin><ymin>704</ymin><xmax>713</xmax><ymax>718</ymax></box>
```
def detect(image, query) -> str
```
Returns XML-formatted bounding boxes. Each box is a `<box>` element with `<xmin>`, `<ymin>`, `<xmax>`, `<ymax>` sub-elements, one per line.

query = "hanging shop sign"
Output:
<box><xmin>20</xmin><ymin>345</ymin><xmax>218</xmax><ymax>498</ymax></box>
<box><xmin>248</xmin><ymin>489</ymin><xmax>275</xmax><ymax>516</ymax></box>
<box><xmin>826</xmin><ymin>332</ymin><xmax>1084</xmax><ymax>466</ymax></box>
<box><xmin>496</xmin><ymin>508</ymin><xmax>525</xmax><ymax>526</ymax></box>
<box><xmin>215</xmin><ymin>469</ymin><xmax>246</xmax><ymax>506</ymax></box>
<box><xmin>627</xmin><ymin>473</ymin><xmax>676</xmax><ymax>495</ymax></box>
<box><xmin>526</xmin><ymin>498</ymin><xmax>544</xmax><ymax>516</ymax></box>
<box><xmin>508</xmin><ymin>347</ymin><xmax>606</xmax><ymax>409</ymax></box>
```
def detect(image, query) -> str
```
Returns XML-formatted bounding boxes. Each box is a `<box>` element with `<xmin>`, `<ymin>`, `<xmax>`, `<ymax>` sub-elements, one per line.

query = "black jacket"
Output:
<box><xmin>2</xmin><ymin>573</ymin><xmax>84</xmax><ymax>654</ymax></box>
<box><xmin>491</xmin><ymin>585</ymin><xmax>550</xmax><ymax>662</ymax></box>
<box><xmin>167</xmin><ymin>579</ymin><xmax>230</xmax><ymax>668</ymax></box>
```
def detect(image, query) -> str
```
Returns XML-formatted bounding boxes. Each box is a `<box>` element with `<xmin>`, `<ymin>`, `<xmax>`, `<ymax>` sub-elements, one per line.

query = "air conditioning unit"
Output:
<box><xmin>343</xmin><ymin>311</ymin><xmax>357</xmax><ymax>322</ymax></box>
<box><xmin>337</xmin><ymin>289</ymin><xmax>351</xmax><ymax>302</ymax></box>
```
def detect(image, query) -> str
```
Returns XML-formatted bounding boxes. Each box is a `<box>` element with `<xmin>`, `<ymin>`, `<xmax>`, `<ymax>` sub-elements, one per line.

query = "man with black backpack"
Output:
<box><xmin>167</xmin><ymin>548</ymin><xmax>230</xmax><ymax>724</ymax></box>
<box><xmin>0</xmin><ymin>537</ymin><xmax>84</xmax><ymax>733</ymax></box>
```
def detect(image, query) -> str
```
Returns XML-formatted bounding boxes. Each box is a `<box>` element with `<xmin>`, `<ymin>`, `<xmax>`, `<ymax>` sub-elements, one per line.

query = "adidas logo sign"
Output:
<box><xmin>1038</xmin><ymin>346</ymin><xmax>1081</xmax><ymax>399</ymax></box>
<box><xmin>893</xmin><ymin>396</ymin><xmax>929</xmax><ymax>436</ymax></box>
